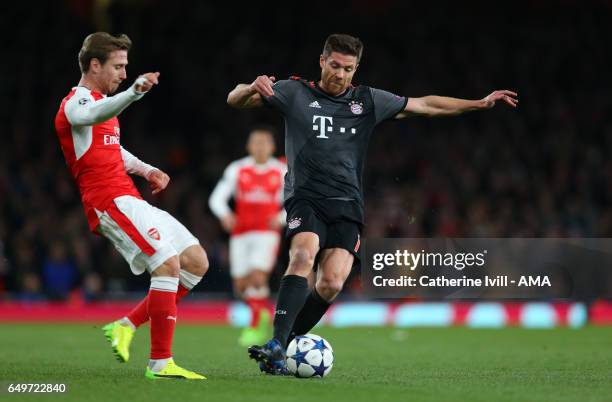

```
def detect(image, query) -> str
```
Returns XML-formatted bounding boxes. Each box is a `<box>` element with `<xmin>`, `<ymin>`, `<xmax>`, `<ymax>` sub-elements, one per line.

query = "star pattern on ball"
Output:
<box><xmin>293</xmin><ymin>350</ymin><xmax>309</xmax><ymax>366</ymax></box>
<box><xmin>312</xmin><ymin>357</ymin><xmax>327</xmax><ymax>377</ymax></box>
<box><xmin>313</xmin><ymin>339</ymin><xmax>326</xmax><ymax>351</ymax></box>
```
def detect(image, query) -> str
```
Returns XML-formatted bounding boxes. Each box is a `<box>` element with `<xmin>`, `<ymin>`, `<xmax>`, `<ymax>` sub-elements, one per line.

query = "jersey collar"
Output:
<box><xmin>315</xmin><ymin>81</ymin><xmax>352</xmax><ymax>99</ymax></box>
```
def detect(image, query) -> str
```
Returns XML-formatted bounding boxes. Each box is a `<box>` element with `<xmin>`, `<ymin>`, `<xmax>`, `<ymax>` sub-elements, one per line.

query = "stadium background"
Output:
<box><xmin>1</xmin><ymin>0</ymin><xmax>611</xmax><ymax>327</ymax></box>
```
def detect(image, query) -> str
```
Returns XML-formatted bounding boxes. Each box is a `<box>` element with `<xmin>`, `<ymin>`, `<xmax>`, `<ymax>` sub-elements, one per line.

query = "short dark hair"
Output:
<box><xmin>250</xmin><ymin>125</ymin><xmax>277</xmax><ymax>137</ymax></box>
<box><xmin>322</xmin><ymin>34</ymin><xmax>363</xmax><ymax>62</ymax></box>
<box><xmin>78</xmin><ymin>32</ymin><xmax>132</xmax><ymax>73</ymax></box>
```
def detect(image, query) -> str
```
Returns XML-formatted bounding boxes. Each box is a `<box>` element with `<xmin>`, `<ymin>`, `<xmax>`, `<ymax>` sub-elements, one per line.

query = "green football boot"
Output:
<box><xmin>102</xmin><ymin>321</ymin><xmax>135</xmax><ymax>363</ymax></box>
<box><xmin>145</xmin><ymin>359</ymin><xmax>207</xmax><ymax>380</ymax></box>
<box><xmin>238</xmin><ymin>308</ymin><xmax>271</xmax><ymax>347</ymax></box>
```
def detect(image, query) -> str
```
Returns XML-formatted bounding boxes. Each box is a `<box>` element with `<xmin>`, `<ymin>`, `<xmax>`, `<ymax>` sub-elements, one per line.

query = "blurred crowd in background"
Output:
<box><xmin>1</xmin><ymin>0</ymin><xmax>611</xmax><ymax>301</ymax></box>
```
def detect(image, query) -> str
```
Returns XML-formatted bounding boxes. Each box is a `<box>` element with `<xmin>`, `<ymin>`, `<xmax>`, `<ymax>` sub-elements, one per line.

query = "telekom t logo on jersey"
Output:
<box><xmin>312</xmin><ymin>115</ymin><xmax>356</xmax><ymax>139</ymax></box>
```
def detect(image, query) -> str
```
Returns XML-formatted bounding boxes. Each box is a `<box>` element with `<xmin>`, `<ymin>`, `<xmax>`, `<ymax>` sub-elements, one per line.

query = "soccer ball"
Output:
<box><xmin>286</xmin><ymin>333</ymin><xmax>334</xmax><ymax>378</ymax></box>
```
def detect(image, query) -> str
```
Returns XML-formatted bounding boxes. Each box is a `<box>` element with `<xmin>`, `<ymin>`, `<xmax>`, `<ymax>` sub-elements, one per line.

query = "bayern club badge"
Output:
<box><xmin>288</xmin><ymin>217</ymin><xmax>302</xmax><ymax>230</ymax></box>
<box><xmin>349</xmin><ymin>101</ymin><xmax>364</xmax><ymax>115</ymax></box>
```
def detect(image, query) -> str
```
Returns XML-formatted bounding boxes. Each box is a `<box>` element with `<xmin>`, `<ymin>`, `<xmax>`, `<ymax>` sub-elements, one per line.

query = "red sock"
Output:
<box><xmin>148</xmin><ymin>277</ymin><xmax>178</xmax><ymax>359</ymax></box>
<box><xmin>126</xmin><ymin>297</ymin><xmax>149</xmax><ymax>328</ymax></box>
<box><xmin>246</xmin><ymin>298</ymin><xmax>266</xmax><ymax>328</ymax></box>
<box><xmin>127</xmin><ymin>284</ymin><xmax>190</xmax><ymax>328</ymax></box>
<box><xmin>176</xmin><ymin>284</ymin><xmax>189</xmax><ymax>300</ymax></box>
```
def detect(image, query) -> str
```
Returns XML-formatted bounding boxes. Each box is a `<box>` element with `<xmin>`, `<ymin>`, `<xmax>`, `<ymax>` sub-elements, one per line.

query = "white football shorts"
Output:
<box><xmin>96</xmin><ymin>195</ymin><xmax>199</xmax><ymax>275</ymax></box>
<box><xmin>229</xmin><ymin>231</ymin><xmax>280</xmax><ymax>279</ymax></box>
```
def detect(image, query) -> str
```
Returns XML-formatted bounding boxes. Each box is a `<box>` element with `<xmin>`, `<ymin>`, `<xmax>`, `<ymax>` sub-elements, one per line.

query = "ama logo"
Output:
<box><xmin>518</xmin><ymin>276</ymin><xmax>551</xmax><ymax>286</ymax></box>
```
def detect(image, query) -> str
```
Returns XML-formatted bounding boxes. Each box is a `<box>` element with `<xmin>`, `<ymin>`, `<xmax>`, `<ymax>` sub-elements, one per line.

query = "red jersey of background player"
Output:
<box><xmin>54</xmin><ymin>85</ymin><xmax>152</xmax><ymax>232</ymax></box>
<box><xmin>209</xmin><ymin>156</ymin><xmax>286</xmax><ymax>235</ymax></box>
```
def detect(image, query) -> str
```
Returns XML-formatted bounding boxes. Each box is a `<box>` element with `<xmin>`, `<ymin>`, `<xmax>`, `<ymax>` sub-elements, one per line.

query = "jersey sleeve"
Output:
<box><xmin>121</xmin><ymin>146</ymin><xmax>157</xmax><ymax>178</ymax></box>
<box><xmin>263</xmin><ymin>79</ymin><xmax>298</xmax><ymax>114</ymax></box>
<box><xmin>208</xmin><ymin>162</ymin><xmax>238</xmax><ymax>219</ymax></box>
<box><xmin>369</xmin><ymin>87</ymin><xmax>408</xmax><ymax>124</ymax></box>
<box><xmin>64</xmin><ymin>84</ymin><xmax>145</xmax><ymax>126</ymax></box>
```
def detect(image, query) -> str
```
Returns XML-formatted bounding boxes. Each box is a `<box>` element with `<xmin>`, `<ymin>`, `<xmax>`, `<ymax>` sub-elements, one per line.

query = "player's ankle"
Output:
<box><xmin>119</xmin><ymin>317</ymin><xmax>136</xmax><ymax>330</ymax></box>
<box><xmin>148</xmin><ymin>357</ymin><xmax>172</xmax><ymax>372</ymax></box>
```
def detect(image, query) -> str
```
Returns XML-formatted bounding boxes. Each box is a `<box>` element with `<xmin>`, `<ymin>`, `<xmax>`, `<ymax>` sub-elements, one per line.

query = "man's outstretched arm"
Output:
<box><xmin>227</xmin><ymin>75</ymin><xmax>276</xmax><ymax>108</ymax></box>
<box><xmin>396</xmin><ymin>90</ymin><xmax>518</xmax><ymax>118</ymax></box>
<box><xmin>65</xmin><ymin>73</ymin><xmax>160</xmax><ymax>126</ymax></box>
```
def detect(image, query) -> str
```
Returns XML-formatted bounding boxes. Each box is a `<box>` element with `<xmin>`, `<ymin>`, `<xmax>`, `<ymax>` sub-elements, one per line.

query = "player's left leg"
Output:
<box><xmin>109</xmin><ymin>207</ymin><xmax>207</xmax><ymax>362</ymax></box>
<box><xmin>230</xmin><ymin>233</ymin><xmax>263</xmax><ymax>345</ymax></box>
<box><xmin>239</xmin><ymin>269</ymin><xmax>272</xmax><ymax>346</ymax></box>
<box><xmin>287</xmin><ymin>248</ymin><xmax>354</xmax><ymax>344</ymax></box>
<box><xmin>145</xmin><ymin>256</ymin><xmax>205</xmax><ymax>380</ymax></box>
<box><xmin>287</xmin><ymin>219</ymin><xmax>360</xmax><ymax>345</ymax></box>
<box><xmin>120</xmin><ymin>244</ymin><xmax>208</xmax><ymax>329</ymax></box>
<box><xmin>240</xmin><ymin>231</ymin><xmax>278</xmax><ymax>345</ymax></box>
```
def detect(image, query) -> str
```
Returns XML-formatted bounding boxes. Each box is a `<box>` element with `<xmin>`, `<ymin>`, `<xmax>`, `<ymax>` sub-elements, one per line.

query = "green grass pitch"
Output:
<box><xmin>1</xmin><ymin>324</ymin><xmax>611</xmax><ymax>402</ymax></box>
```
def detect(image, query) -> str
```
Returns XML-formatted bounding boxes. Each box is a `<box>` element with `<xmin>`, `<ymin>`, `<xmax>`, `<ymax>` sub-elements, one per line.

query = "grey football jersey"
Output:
<box><xmin>264</xmin><ymin>77</ymin><xmax>407</xmax><ymax>215</ymax></box>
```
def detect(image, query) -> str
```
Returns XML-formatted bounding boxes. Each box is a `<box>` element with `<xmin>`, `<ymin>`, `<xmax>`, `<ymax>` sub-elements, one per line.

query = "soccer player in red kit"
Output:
<box><xmin>54</xmin><ymin>32</ymin><xmax>207</xmax><ymax>379</ymax></box>
<box><xmin>209</xmin><ymin>128</ymin><xmax>286</xmax><ymax>346</ymax></box>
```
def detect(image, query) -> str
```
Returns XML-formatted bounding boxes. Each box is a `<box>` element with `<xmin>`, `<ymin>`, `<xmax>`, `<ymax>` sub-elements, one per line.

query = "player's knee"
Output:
<box><xmin>250</xmin><ymin>270</ymin><xmax>269</xmax><ymax>288</ymax></box>
<box><xmin>180</xmin><ymin>245</ymin><xmax>209</xmax><ymax>277</ymax></box>
<box><xmin>288</xmin><ymin>248</ymin><xmax>316</xmax><ymax>274</ymax></box>
<box><xmin>153</xmin><ymin>255</ymin><xmax>180</xmax><ymax>277</ymax></box>
<box><xmin>316</xmin><ymin>277</ymin><xmax>344</xmax><ymax>301</ymax></box>
<box><xmin>233</xmin><ymin>280</ymin><xmax>247</xmax><ymax>297</ymax></box>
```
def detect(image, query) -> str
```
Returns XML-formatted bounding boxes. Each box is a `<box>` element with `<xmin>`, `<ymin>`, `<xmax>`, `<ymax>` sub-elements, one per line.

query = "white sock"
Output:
<box><xmin>148</xmin><ymin>357</ymin><xmax>172</xmax><ymax>372</ymax></box>
<box><xmin>179</xmin><ymin>269</ymin><xmax>203</xmax><ymax>290</ymax></box>
<box><xmin>119</xmin><ymin>317</ymin><xmax>136</xmax><ymax>331</ymax></box>
<box><xmin>244</xmin><ymin>286</ymin><xmax>270</xmax><ymax>299</ymax></box>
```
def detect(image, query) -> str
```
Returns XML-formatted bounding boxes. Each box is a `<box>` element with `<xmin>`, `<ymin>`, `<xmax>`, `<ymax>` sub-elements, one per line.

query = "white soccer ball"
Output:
<box><xmin>286</xmin><ymin>333</ymin><xmax>334</xmax><ymax>378</ymax></box>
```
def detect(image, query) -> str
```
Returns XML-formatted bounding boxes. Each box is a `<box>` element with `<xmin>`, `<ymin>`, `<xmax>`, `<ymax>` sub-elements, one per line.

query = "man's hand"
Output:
<box><xmin>221</xmin><ymin>214</ymin><xmax>236</xmax><ymax>233</ymax></box>
<box><xmin>147</xmin><ymin>169</ymin><xmax>170</xmax><ymax>195</ymax></box>
<box><xmin>134</xmin><ymin>72</ymin><xmax>160</xmax><ymax>93</ymax></box>
<box><xmin>481</xmin><ymin>90</ymin><xmax>518</xmax><ymax>109</ymax></box>
<box><xmin>249</xmin><ymin>75</ymin><xmax>276</xmax><ymax>97</ymax></box>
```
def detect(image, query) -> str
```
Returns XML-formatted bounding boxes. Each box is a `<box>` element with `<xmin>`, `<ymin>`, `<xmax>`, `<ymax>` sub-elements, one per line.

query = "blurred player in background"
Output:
<box><xmin>54</xmin><ymin>32</ymin><xmax>208</xmax><ymax>379</ymax></box>
<box><xmin>209</xmin><ymin>127</ymin><xmax>287</xmax><ymax>347</ymax></box>
<box><xmin>227</xmin><ymin>33</ymin><xmax>518</xmax><ymax>374</ymax></box>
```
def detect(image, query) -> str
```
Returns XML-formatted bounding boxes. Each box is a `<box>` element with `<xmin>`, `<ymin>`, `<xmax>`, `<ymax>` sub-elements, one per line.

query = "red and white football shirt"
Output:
<box><xmin>209</xmin><ymin>156</ymin><xmax>286</xmax><ymax>236</ymax></box>
<box><xmin>54</xmin><ymin>86</ymin><xmax>146</xmax><ymax>232</ymax></box>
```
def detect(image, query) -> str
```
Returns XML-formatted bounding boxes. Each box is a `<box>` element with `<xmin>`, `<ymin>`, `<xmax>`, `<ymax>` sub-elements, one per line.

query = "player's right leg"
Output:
<box><xmin>144</xmin><ymin>257</ymin><xmax>205</xmax><ymax>380</ymax></box>
<box><xmin>248</xmin><ymin>232</ymin><xmax>319</xmax><ymax>375</ymax></box>
<box><xmin>287</xmin><ymin>248</ymin><xmax>354</xmax><ymax>345</ymax></box>
<box><xmin>96</xmin><ymin>196</ymin><xmax>206</xmax><ymax>378</ymax></box>
<box><xmin>229</xmin><ymin>234</ymin><xmax>260</xmax><ymax>346</ymax></box>
<box><xmin>238</xmin><ymin>270</ymin><xmax>272</xmax><ymax>347</ymax></box>
<box><xmin>104</xmin><ymin>204</ymin><xmax>208</xmax><ymax>362</ymax></box>
<box><xmin>120</xmin><ymin>212</ymin><xmax>209</xmax><ymax>332</ymax></box>
<box><xmin>238</xmin><ymin>232</ymin><xmax>277</xmax><ymax>346</ymax></box>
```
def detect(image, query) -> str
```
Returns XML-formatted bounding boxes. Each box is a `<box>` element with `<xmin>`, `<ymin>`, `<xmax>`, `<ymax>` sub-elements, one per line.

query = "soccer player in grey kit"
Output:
<box><xmin>227</xmin><ymin>33</ymin><xmax>518</xmax><ymax>374</ymax></box>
